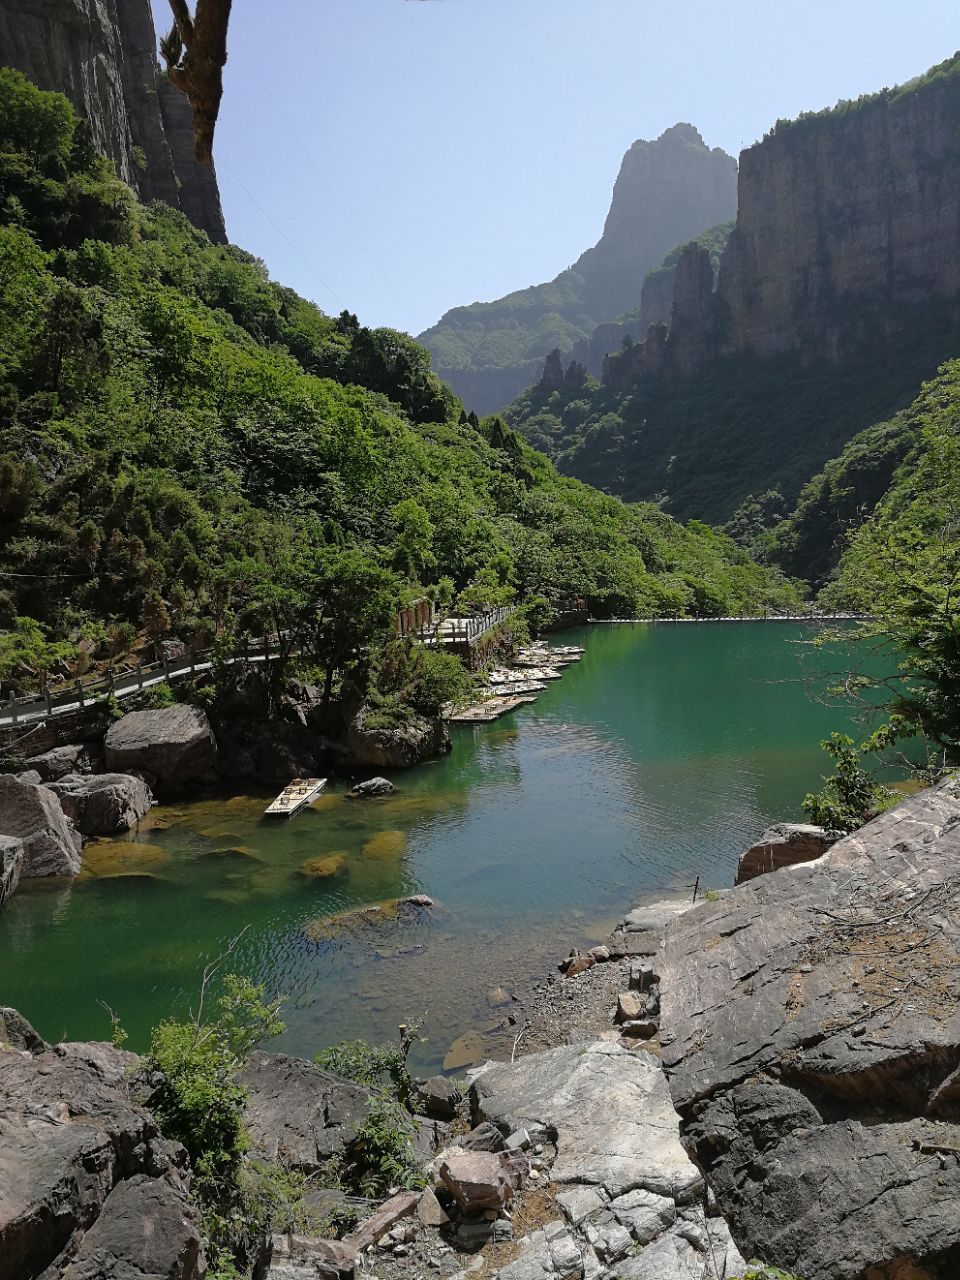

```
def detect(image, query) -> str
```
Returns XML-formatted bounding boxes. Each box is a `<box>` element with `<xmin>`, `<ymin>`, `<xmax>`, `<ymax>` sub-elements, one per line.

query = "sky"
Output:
<box><xmin>153</xmin><ymin>1</ymin><xmax>960</xmax><ymax>337</ymax></box>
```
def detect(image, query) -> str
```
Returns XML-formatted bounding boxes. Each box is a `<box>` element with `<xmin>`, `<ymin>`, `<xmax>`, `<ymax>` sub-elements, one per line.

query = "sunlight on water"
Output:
<box><xmin>0</xmin><ymin>623</ymin><xmax>868</xmax><ymax>1070</ymax></box>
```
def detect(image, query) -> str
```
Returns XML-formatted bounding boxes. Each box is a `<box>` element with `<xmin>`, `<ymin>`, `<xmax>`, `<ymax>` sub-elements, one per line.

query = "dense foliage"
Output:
<box><xmin>813</xmin><ymin>358</ymin><xmax>960</xmax><ymax>756</ymax></box>
<box><xmin>508</xmin><ymin>316</ymin><xmax>960</xmax><ymax>524</ymax></box>
<box><xmin>0</xmin><ymin>69</ymin><xmax>798</xmax><ymax>703</ymax></box>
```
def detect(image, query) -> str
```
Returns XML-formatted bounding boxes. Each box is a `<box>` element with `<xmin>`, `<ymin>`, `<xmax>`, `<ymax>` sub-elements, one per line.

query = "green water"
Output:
<box><xmin>1</xmin><ymin>623</ymin><xmax>869</xmax><ymax>1071</ymax></box>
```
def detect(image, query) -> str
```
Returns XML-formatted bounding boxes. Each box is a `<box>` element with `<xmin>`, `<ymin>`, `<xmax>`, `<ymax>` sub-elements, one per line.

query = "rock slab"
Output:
<box><xmin>734</xmin><ymin>821</ymin><xmax>832</xmax><ymax>883</ymax></box>
<box><xmin>0</xmin><ymin>833</ymin><xmax>22</xmax><ymax>906</ymax></box>
<box><xmin>104</xmin><ymin>706</ymin><xmax>217</xmax><ymax>788</ymax></box>
<box><xmin>659</xmin><ymin>777</ymin><xmax>960</xmax><ymax>1280</ymax></box>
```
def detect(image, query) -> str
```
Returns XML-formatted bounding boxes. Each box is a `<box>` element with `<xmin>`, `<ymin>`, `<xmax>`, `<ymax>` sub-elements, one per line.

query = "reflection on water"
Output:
<box><xmin>1</xmin><ymin>623</ymin><xmax>870</xmax><ymax>1070</ymax></box>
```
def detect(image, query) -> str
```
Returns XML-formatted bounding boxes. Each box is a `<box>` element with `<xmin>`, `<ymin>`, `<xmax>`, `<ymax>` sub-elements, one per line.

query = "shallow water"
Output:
<box><xmin>1</xmin><ymin>623</ymin><xmax>871</xmax><ymax>1071</ymax></box>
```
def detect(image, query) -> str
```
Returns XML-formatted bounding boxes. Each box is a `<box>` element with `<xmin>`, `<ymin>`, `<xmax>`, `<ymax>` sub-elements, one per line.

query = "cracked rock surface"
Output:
<box><xmin>467</xmin><ymin>1041</ymin><xmax>744</xmax><ymax>1280</ymax></box>
<box><xmin>659</xmin><ymin>776</ymin><xmax>960</xmax><ymax>1280</ymax></box>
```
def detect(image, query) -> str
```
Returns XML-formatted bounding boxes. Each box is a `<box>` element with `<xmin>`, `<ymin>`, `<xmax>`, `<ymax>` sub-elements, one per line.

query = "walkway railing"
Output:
<box><xmin>0</xmin><ymin>635</ymin><xmax>279</xmax><ymax>729</ymax></box>
<box><xmin>417</xmin><ymin>605</ymin><xmax>514</xmax><ymax>648</ymax></box>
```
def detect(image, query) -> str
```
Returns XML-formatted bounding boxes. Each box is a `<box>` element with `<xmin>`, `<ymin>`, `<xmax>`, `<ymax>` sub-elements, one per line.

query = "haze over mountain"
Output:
<box><xmin>418</xmin><ymin>124</ymin><xmax>737</xmax><ymax>414</ymax></box>
<box><xmin>509</xmin><ymin>52</ymin><xmax>960</xmax><ymax>523</ymax></box>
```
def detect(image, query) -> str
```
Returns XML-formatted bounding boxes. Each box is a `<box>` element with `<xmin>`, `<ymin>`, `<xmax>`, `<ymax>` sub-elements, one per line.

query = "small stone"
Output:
<box><xmin>417</xmin><ymin>1187</ymin><xmax>450</xmax><ymax>1228</ymax></box>
<box><xmin>616</xmin><ymin>992</ymin><xmax>644</xmax><ymax>1023</ymax></box>
<box><xmin>588</xmin><ymin>945</ymin><xmax>611</xmax><ymax>962</ymax></box>
<box><xmin>620</xmin><ymin>1019</ymin><xmax>658</xmax><ymax>1039</ymax></box>
<box><xmin>505</xmin><ymin>1128</ymin><xmax>530</xmax><ymax>1152</ymax></box>
<box><xmin>492</xmin><ymin>1220</ymin><xmax>513</xmax><ymax>1242</ymax></box>
<box><xmin>564</xmin><ymin>953</ymin><xmax>596</xmax><ymax>979</ymax></box>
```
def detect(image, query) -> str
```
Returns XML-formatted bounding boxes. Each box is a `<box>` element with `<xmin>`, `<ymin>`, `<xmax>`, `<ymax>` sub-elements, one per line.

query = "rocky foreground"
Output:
<box><xmin>2</xmin><ymin>778</ymin><xmax>958</xmax><ymax>1280</ymax></box>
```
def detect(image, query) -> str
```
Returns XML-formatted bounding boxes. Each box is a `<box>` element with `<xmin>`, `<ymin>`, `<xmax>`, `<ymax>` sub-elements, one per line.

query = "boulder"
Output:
<box><xmin>437</xmin><ymin>1148</ymin><xmax>523</xmax><ymax>1213</ymax></box>
<box><xmin>54</xmin><ymin>1174</ymin><xmax>203</xmax><ymax>1280</ymax></box>
<box><xmin>607</xmin><ymin>897</ymin><xmax>695</xmax><ymax>959</ymax></box>
<box><xmin>734</xmin><ymin>821</ymin><xmax>833</xmax><ymax>883</ymax></box>
<box><xmin>0</xmin><ymin>1006</ymin><xmax>47</xmax><ymax>1054</ymax></box>
<box><xmin>49</xmin><ymin>772</ymin><xmax>153</xmax><ymax>835</ymax></box>
<box><xmin>616</xmin><ymin>992</ymin><xmax>645</xmax><ymax>1024</ymax></box>
<box><xmin>414</xmin><ymin>1074</ymin><xmax>462</xmax><ymax>1121</ymax></box>
<box><xmin>104</xmin><ymin>706</ymin><xmax>217</xmax><ymax>788</ymax></box>
<box><xmin>345</xmin><ymin>710</ymin><xmax>449</xmax><ymax>769</ymax></box>
<box><xmin>0</xmin><ymin>834</ymin><xmax>22</xmax><ymax>907</ymax></box>
<box><xmin>0</xmin><ymin>1036</ymin><xmax>198</xmax><ymax>1280</ymax></box>
<box><xmin>347</xmin><ymin>777</ymin><xmax>397</xmax><ymax>798</ymax></box>
<box><xmin>0</xmin><ymin>774</ymin><xmax>82</xmax><ymax>877</ymax></box>
<box><xmin>239</xmin><ymin>1051</ymin><xmax>375</xmax><ymax>1173</ymax></box>
<box><xmin>24</xmin><ymin>743</ymin><xmax>99</xmax><ymax>783</ymax></box>
<box><xmin>659</xmin><ymin>777</ymin><xmax>960</xmax><ymax>1280</ymax></box>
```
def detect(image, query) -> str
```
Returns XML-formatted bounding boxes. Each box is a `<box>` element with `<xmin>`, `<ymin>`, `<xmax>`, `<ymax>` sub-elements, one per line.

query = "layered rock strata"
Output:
<box><xmin>659</xmin><ymin>777</ymin><xmax>960</xmax><ymax>1280</ymax></box>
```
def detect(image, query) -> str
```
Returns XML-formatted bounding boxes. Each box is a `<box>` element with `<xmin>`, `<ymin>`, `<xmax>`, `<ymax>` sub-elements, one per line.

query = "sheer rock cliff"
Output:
<box><xmin>0</xmin><ymin>0</ymin><xmax>226</xmax><ymax>242</ymax></box>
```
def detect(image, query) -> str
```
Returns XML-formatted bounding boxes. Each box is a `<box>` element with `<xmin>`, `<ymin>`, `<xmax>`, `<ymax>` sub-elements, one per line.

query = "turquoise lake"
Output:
<box><xmin>0</xmin><ymin>623</ymin><xmax>873</xmax><ymax>1071</ymax></box>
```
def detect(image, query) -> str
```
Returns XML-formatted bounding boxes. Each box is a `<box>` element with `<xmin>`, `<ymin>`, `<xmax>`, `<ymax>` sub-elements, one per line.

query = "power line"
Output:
<box><xmin>220</xmin><ymin>161</ymin><xmax>347</xmax><ymax>313</ymax></box>
<box><xmin>263</xmin><ymin>87</ymin><xmax>408</xmax><ymax>315</ymax></box>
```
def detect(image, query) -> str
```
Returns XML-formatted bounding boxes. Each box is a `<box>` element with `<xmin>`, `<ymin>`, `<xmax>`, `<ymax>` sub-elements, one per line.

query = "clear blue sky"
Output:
<box><xmin>154</xmin><ymin>1</ymin><xmax>960</xmax><ymax>336</ymax></box>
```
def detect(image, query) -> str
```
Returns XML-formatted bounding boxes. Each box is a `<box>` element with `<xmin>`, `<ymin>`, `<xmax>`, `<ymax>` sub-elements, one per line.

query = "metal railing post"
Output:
<box><xmin>45</xmin><ymin>686</ymin><xmax>52</xmax><ymax>715</ymax></box>
<box><xmin>76</xmin><ymin>679</ymin><xmax>84</xmax><ymax>709</ymax></box>
<box><xmin>8</xmin><ymin>693</ymin><xmax>16</xmax><ymax>725</ymax></box>
<box><xmin>137</xmin><ymin>662</ymin><xmax>143</xmax><ymax>689</ymax></box>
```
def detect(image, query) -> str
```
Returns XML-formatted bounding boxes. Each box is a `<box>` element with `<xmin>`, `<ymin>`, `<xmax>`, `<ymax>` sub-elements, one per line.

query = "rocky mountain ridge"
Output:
<box><xmin>609</xmin><ymin>53</ymin><xmax>960</xmax><ymax>380</ymax></box>
<box><xmin>418</xmin><ymin>124</ymin><xmax>737</xmax><ymax>413</ymax></box>
<box><xmin>0</xmin><ymin>0</ymin><xmax>226</xmax><ymax>241</ymax></box>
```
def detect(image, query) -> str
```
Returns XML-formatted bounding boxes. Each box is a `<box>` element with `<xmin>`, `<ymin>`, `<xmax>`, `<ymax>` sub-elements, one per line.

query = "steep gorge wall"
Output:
<box><xmin>620</xmin><ymin>58</ymin><xmax>960</xmax><ymax>378</ymax></box>
<box><xmin>0</xmin><ymin>0</ymin><xmax>226</xmax><ymax>243</ymax></box>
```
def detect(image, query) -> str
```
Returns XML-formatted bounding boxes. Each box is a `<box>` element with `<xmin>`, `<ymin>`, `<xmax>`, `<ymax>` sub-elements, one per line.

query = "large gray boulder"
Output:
<box><xmin>734</xmin><ymin>820</ymin><xmax>833</xmax><ymax>883</ymax></box>
<box><xmin>659</xmin><ymin>776</ymin><xmax>960</xmax><ymax>1280</ymax></box>
<box><xmin>49</xmin><ymin>772</ymin><xmax>153</xmax><ymax>835</ymax></box>
<box><xmin>104</xmin><ymin>705</ymin><xmax>217</xmax><ymax>788</ymax></box>
<box><xmin>345</xmin><ymin>710</ymin><xmax>448</xmax><ymax>769</ymax></box>
<box><xmin>0</xmin><ymin>1035</ymin><xmax>201</xmax><ymax>1280</ymax></box>
<box><xmin>0</xmin><ymin>834</ymin><xmax>22</xmax><ymax>907</ymax></box>
<box><xmin>0</xmin><ymin>774</ymin><xmax>82</xmax><ymax>877</ymax></box>
<box><xmin>24</xmin><ymin>743</ymin><xmax>99</xmax><ymax>783</ymax></box>
<box><xmin>239</xmin><ymin>1051</ymin><xmax>375</xmax><ymax>1174</ymax></box>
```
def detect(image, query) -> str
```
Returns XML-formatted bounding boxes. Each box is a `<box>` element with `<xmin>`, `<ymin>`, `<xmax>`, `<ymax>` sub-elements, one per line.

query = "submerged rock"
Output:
<box><xmin>104</xmin><ymin>705</ymin><xmax>217</xmax><ymax>788</ymax></box>
<box><xmin>659</xmin><ymin>777</ymin><xmax>960</xmax><ymax>1280</ymax></box>
<box><xmin>49</xmin><ymin>771</ymin><xmax>153</xmax><ymax>835</ymax></box>
<box><xmin>298</xmin><ymin>853</ymin><xmax>348</xmax><ymax>879</ymax></box>
<box><xmin>0</xmin><ymin>774</ymin><xmax>82</xmax><ymax>877</ymax></box>
<box><xmin>347</xmin><ymin>776</ymin><xmax>397</xmax><ymax>798</ymax></box>
<box><xmin>734</xmin><ymin>820</ymin><xmax>833</xmax><ymax>883</ymax></box>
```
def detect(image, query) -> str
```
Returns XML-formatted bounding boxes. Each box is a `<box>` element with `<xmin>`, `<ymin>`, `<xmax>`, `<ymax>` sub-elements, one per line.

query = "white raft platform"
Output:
<box><xmin>264</xmin><ymin>777</ymin><xmax>327</xmax><ymax>817</ymax></box>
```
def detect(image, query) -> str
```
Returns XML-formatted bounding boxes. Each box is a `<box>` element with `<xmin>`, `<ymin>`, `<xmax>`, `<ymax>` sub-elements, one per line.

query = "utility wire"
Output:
<box><xmin>220</xmin><ymin>161</ymin><xmax>347</xmax><ymax>312</ymax></box>
<box><xmin>263</xmin><ymin>87</ymin><xmax>408</xmax><ymax>315</ymax></box>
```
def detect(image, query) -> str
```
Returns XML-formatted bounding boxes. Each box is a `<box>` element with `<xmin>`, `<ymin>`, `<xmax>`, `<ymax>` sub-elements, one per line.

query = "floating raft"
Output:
<box><xmin>448</xmin><ymin>695</ymin><xmax>538</xmax><ymax>723</ymax></box>
<box><xmin>264</xmin><ymin>777</ymin><xmax>327</xmax><ymax>816</ymax></box>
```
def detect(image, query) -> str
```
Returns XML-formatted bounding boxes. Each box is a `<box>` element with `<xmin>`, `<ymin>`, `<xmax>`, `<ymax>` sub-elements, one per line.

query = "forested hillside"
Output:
<box><xmin>508</xmin><ymin>53</ymin><xmax>960</xmax><ymax>523</ymax></box>
<box><xmin>793</xmin><ymin>359</ymin><xmax>960</xmax><ymax>753</ymax></box>
<box><xmin>0</xmin><ymin>71</ymin><xmax>796</xmax><ymax>699</ymax></box>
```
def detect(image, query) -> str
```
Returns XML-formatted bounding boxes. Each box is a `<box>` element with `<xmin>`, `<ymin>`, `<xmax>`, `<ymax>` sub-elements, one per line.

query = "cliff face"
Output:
<box><xmin>0</xmin><ymin>0</ymin><xmax>226</xmax><ymax>243</ymax></box>
<box><xmin>418</xmin><ymin>123</ymin><xmax>737</xmax><ymax>414</ymax></box>
<box><xmin>622</xmin><ymin>57</ymin><xmax>960</xmax><ymax>376</ymax></box>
